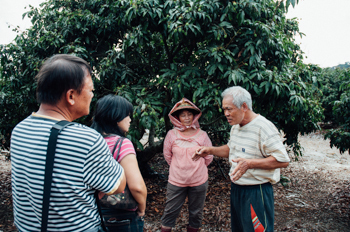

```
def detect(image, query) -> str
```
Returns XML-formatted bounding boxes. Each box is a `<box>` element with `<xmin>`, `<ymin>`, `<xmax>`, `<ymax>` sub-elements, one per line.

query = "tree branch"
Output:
<box><xmin>201</xmin><ymin>115</ymin><xmax>226</xmax><ymax>127</ymax></box>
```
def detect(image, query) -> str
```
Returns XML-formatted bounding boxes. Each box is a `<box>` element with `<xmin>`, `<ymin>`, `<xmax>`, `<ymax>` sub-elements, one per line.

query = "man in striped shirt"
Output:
<box><xmin>10</xmin><ymin>54</ymin><xmax>126</xmax><ymax>231</ymax></box>
<box><xmin>193</xmin><ymin>86</ymin><xmax>290</xmax><ymax>232</ymax></box>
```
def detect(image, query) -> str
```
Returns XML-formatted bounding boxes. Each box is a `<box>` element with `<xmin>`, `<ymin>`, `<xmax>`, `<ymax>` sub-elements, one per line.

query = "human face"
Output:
<box><xmin>74</xmin><ymin>74</ymin><xmax>94</xmax><ymax>119</ymax></box>
<box><xmin>222</xmin><ymin>96</ymin><xmax>245</xmax><ymax>126</ymax></box>
<box><xmin>118</xmin><ymin>116</ymin><xmax>131</xmax><ymax>133</ymax></box>
<box><xmin>178</xmin><ymin>110</ymin><xmax>194</xmax><ymax>127</ymax></box>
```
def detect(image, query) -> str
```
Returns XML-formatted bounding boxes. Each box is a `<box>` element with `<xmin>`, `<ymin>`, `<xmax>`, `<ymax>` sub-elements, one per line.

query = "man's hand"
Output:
<box><xmin>192</xmin><ymin>147</ymin><xmax>210</xmax><ymax>161</ymax></box>
<box><xmin>230</xmin><ymin>158</ymin><xmax>250</xmax><ymax>182</ymax></box>
<box><xmin>98</xmin><ymin>191</ymin><xmax>105</xmax><ymax>200</ymax></box>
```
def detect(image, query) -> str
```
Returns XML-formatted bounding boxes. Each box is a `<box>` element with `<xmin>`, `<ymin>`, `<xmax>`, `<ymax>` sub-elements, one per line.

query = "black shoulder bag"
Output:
<box><xmin>41</xmin><ymin>120</ymin><xmax>107</xmax><ymax>232</ymax></box>
<box><xmin>99</xmin><ymin>137</ymin><xmax>138</xmax><ymax>210</ymax></box>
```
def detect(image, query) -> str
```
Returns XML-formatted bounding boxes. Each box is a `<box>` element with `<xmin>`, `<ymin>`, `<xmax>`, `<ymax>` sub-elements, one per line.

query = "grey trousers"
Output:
<box><xmin>161</xmin><ymin>181</ymin><xmax>208</xmax><ymax>228</ymax></box>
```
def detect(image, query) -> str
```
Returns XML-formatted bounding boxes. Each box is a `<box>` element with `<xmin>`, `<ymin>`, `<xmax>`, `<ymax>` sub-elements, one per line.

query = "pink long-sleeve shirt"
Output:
<box><xmin>163</xmin><ymin>128</ymin><xmax>213</xmax><ymax>187</ymax></box>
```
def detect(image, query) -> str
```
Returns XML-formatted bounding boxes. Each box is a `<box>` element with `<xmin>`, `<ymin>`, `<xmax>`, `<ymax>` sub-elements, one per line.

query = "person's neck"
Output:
<box><xmin>240</xmin><ymin>111</ymin><xmax>258</xmax><ymax>127</ymax></box>
<box><xmin>180</xmin><ymin>127</ymin><xmax>198</xmax><ymax>136</ymax></box>
<box><xmin>36</xmin><ymin>103</ymin><xmax>73</xmax><ymax>121</ymax></box>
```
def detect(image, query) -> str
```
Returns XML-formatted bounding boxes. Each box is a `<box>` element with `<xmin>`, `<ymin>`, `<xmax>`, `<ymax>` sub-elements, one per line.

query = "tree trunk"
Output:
<box><xmin>136</xmin><ymin>140</ymin><xmax>164</xmax><ymax>178</ymax></box>
<box><xmin>148</xmin><ymin>126</ymin><xmax>155</xmax><ymax>147</ymax></box>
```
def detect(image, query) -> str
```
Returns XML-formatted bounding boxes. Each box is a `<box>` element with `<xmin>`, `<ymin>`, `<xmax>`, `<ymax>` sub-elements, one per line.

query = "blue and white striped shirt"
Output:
<box><xmin>11</xmin><ymin>114</ymin><xmax>124</xmax><ymax>231</ymax></box>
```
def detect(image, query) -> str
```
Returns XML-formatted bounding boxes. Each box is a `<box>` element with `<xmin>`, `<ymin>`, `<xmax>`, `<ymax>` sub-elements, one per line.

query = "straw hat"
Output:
<box><xmin>171</xmin><ymin>99</ymin><xmax>200</xmax><ymax>115</ymax></box>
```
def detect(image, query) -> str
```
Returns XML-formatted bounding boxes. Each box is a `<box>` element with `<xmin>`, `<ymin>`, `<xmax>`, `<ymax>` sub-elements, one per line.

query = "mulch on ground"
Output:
<box><xmin>143</xmin><ymin>154</ymin><xmax>350</xmax><ymax>232</ymax></box>
<box><xmin>1</xmin><ymin>153</ymin><xmax>349</xmax><ymax>232</ymax></box>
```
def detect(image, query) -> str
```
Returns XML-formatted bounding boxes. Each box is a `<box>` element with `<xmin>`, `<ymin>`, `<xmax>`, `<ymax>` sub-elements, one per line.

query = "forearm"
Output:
<box><xmin>204</xmin><ymin>155</ymin><xmax>213</xmax><ymax>166</ymax></box>
<box><xmin>130</xmin><ymin>184</ymin><xmax>147</xmax><ymax>212</ymax></box>
<box><xmin>248</xmin><ymin>156</ymin><xmax>289</xmax><ymax>169</ymax></box>
<box><xmin>209</xmin><ymin>145</ymin><xmax>230</xmax><ymax>158</ymax></box>
<box><xmin>230</xmin><ymin>156</ymin><xmax>289</xmax><ymax>182</ymax></box>
<box><xmin>163</xmin><ymin>152</ymin><xmax>172</xmax><ymax>166</ymax></box>
<box><xmin>120</xmin><ymin>154</ymin><xmax>147</xmax><ymax>213</ymax></box>
<box><xmin>163</xmin><ymin>132</ymin><xmax>174</xmax><ymax>165</ymax></box>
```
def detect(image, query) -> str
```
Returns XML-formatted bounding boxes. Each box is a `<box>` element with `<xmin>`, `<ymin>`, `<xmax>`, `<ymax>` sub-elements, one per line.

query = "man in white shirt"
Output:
<box><xmin>193</xmin><ymin>86</ymin><xmax>290</xmax><ymax>232</ymax></box>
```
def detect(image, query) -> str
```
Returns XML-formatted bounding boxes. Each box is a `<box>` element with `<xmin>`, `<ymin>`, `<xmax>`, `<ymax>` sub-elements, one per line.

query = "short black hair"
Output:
<box><xmin>36</xmin><ymin>54</ymin><xmax>92</xmax><ymax>104</ymax></box>
<box><xmin>91</xmin><ymin>94</ymin><xmax>133</xmax><ymax>136</ymax></box>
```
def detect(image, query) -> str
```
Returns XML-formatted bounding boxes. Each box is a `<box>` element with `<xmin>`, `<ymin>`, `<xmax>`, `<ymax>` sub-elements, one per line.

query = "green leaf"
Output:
<box><xmin>218</xmin><ymin>64</ymin><xmax>224</xmax><ymax>73</ymax></box>
<box><xmin>265</xmin><ymin>82</ymin><xmax>271</xmax><ymax>94</ymax></box>
<box><xmin>207</xmin><ymin>64</ymin><xmax>217</xmax><ymax>75</ymax></box>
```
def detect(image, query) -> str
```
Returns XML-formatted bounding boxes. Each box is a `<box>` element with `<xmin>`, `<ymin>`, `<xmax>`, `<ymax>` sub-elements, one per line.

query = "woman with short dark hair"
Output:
<box><xmin>91</xmin><ymin>94</ymin><xmax>147</xmax><ymax>232</ymax></box>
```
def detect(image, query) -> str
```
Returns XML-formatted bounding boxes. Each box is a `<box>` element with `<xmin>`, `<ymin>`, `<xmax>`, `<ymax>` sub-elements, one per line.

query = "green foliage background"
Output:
<box><xmin>0</xmin><ymin>0</ymin><xmax>338</xmax><ymax>157</ymax></box>
<box><xmin>321</xmin><ymin>68</ymin><xmax>350</xmax><ymax>154</ymax></box>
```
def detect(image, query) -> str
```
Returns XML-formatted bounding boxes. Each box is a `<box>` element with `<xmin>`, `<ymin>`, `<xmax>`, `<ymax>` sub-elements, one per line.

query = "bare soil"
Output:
<box><xmin>1</xmin><ymin>132</ymin><xmax>350</xmax><ymax>232</ymax></box>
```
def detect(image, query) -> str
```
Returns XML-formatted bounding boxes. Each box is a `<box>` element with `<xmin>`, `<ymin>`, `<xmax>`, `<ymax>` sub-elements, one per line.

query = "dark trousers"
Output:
<box><xmin>230</xmin><ymin>182</ymin><xmax>274</xmax><ymax>232</ymax></box>
<box><xmin>161</xmin><ymin>181</ymin><xmax>208</xmax><ymax>228</ymax></box>
<box><xmin>101</xmin><ymin>208</ymin><xmax>144</xmax><ymax>232</ymax></box>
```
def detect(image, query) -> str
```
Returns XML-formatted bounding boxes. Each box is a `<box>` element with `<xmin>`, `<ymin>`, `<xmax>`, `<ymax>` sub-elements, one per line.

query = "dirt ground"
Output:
<box><xmin>1</xmin><ymin>132</ymin><xmax>350</xmax><ymax>231</ymax></box>
<box><xmin>274</xmin><ymin>132</ymin><xmax>350</xmax><ymax>232</ymax></box>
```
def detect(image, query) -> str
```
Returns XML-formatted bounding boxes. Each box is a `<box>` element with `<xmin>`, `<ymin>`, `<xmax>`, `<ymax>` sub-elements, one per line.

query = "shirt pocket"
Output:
<box><xmin>234</xmin><ymin>144</ymin><xmax>259</xmax><ymax>159</ymax></box>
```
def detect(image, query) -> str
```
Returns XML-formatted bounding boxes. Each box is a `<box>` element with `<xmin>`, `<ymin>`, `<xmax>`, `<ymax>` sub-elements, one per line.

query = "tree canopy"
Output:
<box><xmin>1</xmin><ymin>0</ymin><xmax>323</xmax><ymax>160</ymax></box>
<box><xmin>321</xmin><ymin>68</ymin><xmax>350</xmax><ymax>154</ymax></box>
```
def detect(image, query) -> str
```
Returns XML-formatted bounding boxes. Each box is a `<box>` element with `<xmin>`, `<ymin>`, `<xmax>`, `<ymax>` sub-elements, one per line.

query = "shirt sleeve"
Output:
<box><xmin>115</xmin><ymin>138</ymin><xmax>136</xmax><ymax>162</ymax></box>
<box><xmin>83</xmin><ymin>135</ymin><xmax>124</xmax><ymax>194</ymax></box>
<box><xmin>260</xmin><ymin>124</ymin><xmax>290</xmax><ymax>163</ymax></box>
<box><xmin>163</xmin><ymin>130</ymin><xmax>175</xmax><ymax>166</ymax></box>
<box><xmin>202</xmin><ymin>131</ymin><xmax>214</xmax><ymax>166</ymax></box>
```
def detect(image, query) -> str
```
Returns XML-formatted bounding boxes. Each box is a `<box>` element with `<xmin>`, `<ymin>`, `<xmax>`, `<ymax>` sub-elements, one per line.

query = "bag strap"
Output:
<box><xmin>41</xmin><ymin>121</ymin><xmax>109</xmax><ymax>232</ymax></box>
<box><xmin>41</xmin><ymin>120</ymin><xmax>75</xmax><ymax>232</ymax></box>
<box><xmin>94</xmin><ymin>191</ymin><xmax>107</xmax><ymax>231</ymax></box>
<box><xmin>111</xmin><ymin>137</ymin><xmax>125</xmax><ymax>161</ymax></box>
<box><xmin>94</xmin><ymin>137</ymin><xmax>124</xmax><ymax>231</ymax></box>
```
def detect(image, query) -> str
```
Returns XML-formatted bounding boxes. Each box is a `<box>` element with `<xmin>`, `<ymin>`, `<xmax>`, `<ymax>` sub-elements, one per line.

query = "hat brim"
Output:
<box><xmin>171</xmin><ymin>106</ymin><xmax>200</xmax><ymax>115</ymax></box>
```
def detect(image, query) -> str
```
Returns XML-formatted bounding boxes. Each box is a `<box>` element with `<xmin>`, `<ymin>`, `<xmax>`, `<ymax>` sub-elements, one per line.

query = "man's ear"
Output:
<box><xmin>66</xmin><ymin>89</ymin><xmax>76</xmax><ymax>106</ymax></box>
<box><xmin>242</xmin><ymin>102</ymin><xmax>249</xmax><ymax>112</ymax></box>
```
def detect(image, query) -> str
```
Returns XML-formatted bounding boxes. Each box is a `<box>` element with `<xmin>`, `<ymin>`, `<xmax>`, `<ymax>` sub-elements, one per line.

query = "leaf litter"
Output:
<box><xmin>1</xmin><ymin>132</ymin><xmax>350</xmax><ymax>231</ymax></box>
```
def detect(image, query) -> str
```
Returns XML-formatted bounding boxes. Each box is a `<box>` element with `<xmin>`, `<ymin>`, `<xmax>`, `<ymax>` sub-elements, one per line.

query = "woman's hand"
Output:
<box><xmin>137</xmin><ymin>209</ymin><xmax>145</xmax><ymax>217</ymax></box>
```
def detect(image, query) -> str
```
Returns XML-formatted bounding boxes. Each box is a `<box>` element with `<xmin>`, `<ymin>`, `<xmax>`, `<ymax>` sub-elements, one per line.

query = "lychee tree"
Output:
<box><xmin>0</xmin><ymin>0</ymin><xmax>322</xmax><ymax>165</ymax></box>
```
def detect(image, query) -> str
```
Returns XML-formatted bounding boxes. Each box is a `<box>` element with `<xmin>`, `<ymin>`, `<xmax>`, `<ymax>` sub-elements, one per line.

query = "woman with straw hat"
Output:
<box><xmin>160</xmin><ymin>98</ymin><xmax>213</xmax><ymax>232</ymax></box>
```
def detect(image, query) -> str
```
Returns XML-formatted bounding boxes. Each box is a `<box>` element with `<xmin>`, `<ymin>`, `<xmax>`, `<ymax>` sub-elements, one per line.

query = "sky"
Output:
<box><xmin>286</xmin><ymin>0</ymin><xmax>350</xmax><ymax>67</ymax></box>
<box><xmin>0</xmin><ymin>0</ymin><xmax>42</xmax><ymax>44</ymax></box>
<box><xmin>1</xmin><ymin>0</ymin><xmax>350</xmax><ymax>68</ymax></box>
